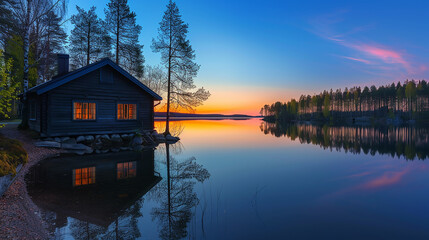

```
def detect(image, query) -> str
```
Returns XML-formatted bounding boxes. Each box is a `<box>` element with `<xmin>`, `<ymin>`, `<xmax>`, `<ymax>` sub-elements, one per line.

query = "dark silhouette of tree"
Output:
<box><xmin>0</xmin><ymin>0</ymin><xmax>17</xmax><ymax>47</ymax></box>
<box><xmin>104</xmin><ymin>0</ymin><xmax>144</xmax><ymax>78</ymax></box>
<box><xmin>5</xmin><ymin>0</ymin><xmax>67</xmax><ymax>128</ymax></box>
<box><xmin>69</xmin><ymin>6</ymin><xmax>111</xmax><ymax>69</ymax></box>
<box><xmin>36</xmin><ymin>10</ymin><xmax>67</xmax><ymax>82</ymax></box>
<box><xmin>152</xmin><ymin>0</ymin><xmax>210</xmax><ymax>135</ymax></box>
<box><xmin>141</xmin><ymin>65</ymin><xmax>166</xmax><ymax>97</ymax></box>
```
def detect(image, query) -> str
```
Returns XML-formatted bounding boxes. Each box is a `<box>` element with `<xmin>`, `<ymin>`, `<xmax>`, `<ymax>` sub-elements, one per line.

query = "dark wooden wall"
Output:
<box><xmin>40</xmin><ymin>65</ymin><xmax>154</xmax><ymax>137</ymax></box>
<box><xmin>28</xmin><ymin>94</ymin><xmax>41</xmax><ymax>132</ymax></box>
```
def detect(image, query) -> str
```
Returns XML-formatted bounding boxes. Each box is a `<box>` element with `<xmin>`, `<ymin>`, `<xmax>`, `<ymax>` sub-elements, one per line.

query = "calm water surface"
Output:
<box><xmin>26</xmin><ymin>119</ymin><xmax>429</xmax><ymax>239</ymax></box>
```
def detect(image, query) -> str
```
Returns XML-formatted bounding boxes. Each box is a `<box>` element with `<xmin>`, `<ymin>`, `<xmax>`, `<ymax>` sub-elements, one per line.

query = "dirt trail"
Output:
<box><xmin>0</xmin><ymin>125</ymin><xmax>61</xmax><ymax>239</ymax></box>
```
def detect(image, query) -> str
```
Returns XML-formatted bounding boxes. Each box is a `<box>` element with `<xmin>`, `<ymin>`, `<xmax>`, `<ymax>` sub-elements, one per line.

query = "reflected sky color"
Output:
<box><xmin>65</xmin><ymin>0</ymin><xmax>429</xmax><ymax>115</ymax></box>
<box><xmin>154</xmin><ymin>120</ymin><xmax>429</xmax><ymax>239</ymax></box>
<box><xmin>30</xmin><ymin>119</ymin><xmax>429</xmax><ymax>239</ymax></box>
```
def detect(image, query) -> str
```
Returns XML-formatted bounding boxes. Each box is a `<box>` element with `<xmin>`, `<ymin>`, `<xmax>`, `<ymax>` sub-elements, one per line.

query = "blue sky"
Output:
<box><xmin>65</xmin><ymin>0</ymin><xmax>429</xmax><ymax>114</ymax></box>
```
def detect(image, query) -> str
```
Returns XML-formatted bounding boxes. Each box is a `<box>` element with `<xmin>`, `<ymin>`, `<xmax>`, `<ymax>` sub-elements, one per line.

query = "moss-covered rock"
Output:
<box><xmin>0</xmin><ymin>134</ymin><xmax>27</xmax><ymax>176</ymax></box>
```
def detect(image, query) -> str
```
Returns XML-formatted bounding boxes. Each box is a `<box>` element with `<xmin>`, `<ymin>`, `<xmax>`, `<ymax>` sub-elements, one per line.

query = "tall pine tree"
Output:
<box><xmin>152</xmin><ymin>0</ymin><xmax>210</xmax><ymax>135</ymax></box>
<box><xmin>69</xmin><ymin>6</ymin><xmax>111</xmax><ymax>70</ymax></box>
<box><xmin>104</xmin><ymin>0</ymin><xmax>144</xmax><ymax>78</ymax></box>
<box><xmin>37</xmin><ymin>10</ymin><xmax>67</xmax><ymax>82</ymax></box>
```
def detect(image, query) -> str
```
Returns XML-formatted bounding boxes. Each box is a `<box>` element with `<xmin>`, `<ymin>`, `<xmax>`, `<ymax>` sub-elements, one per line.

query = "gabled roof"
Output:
<box><xmin>27</xmin><ymin>58</ymin><xmax>162</xmax><ymax>100</ymax></box>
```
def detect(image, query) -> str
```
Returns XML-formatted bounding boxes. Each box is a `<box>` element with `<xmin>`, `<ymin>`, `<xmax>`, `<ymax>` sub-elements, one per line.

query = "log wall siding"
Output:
<box><xmin>37</xmin><ymin>65</ymin><xmax>154</xmax><ymax>137</ymax></box>
<box><xmin>28</xmin><ymin>95</ymin><xmax>41</xmax><ymax>132</ymax></box>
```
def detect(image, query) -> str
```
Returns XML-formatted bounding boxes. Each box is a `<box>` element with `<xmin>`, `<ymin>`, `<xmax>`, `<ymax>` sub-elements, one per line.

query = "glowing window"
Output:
<box><xmin>117</xmin><ymin>161</ymin><xmax>137</xmax><ymax>179</ymax></box>
<box><xmin>117</xmin><ymin>104</ymin><xmax>137</xmax><ymax>120</ymax></box>
<box><xmin>73</xmin><ymin>167</ymin><xmax>96</xmax><ymax>186</ymax></box>
<box><xmin>73</xmin><ymin>102</ymin><xmax>96</xmax><ymax>120</ymax></box>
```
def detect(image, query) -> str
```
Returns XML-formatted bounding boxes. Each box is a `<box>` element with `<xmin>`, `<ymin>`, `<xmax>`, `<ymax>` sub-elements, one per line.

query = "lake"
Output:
<box><xmin>26</xmin><ymin>119</ymin><xmax>429</xmax><ymax>239</ymax></box>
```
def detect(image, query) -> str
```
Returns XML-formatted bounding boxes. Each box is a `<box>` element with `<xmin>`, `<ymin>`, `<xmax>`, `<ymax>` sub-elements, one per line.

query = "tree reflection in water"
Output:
<box><xmin>150</xmin><ymin>143</ymin><xmax>210</xmax><ymax>240</ymax></box>
<box><xmin>260</xmin><ymin>121</ymin><xmax>429</xmax><ymax>160</ymax></box>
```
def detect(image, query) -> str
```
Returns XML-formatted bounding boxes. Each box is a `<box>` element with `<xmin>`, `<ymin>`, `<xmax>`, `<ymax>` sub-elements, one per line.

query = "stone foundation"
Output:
<box><xmin>35</xmin><ymin>130</ymin><xmax>180</xmax><ymax>155</ymax></box>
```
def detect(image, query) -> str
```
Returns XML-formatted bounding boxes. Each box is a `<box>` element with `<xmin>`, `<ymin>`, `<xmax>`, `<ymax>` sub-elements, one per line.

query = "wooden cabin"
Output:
<box><xmin>26</xmin><ymin>54</ymin><xmax>162</xmax><ymax>137</ymax></box>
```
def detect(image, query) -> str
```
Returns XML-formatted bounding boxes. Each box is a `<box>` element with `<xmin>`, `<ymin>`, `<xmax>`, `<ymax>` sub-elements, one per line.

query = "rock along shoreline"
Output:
<box><xmin>0</xmin><ymin>126</ymin><xmax>180</xmax><ymax>239</ymax></box>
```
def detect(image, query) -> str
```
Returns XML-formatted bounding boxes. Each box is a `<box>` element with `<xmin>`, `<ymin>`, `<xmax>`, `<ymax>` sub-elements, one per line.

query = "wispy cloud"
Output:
<box><xmin>348</xmin><ymin>44</ymin><xmax>412</xmax><ymax>72</ymax></box>
<box><xmin>309</xmin><ymin>10</ymin><xmax>427</xmax><ymax>79</ymax></box>
<box><xmin>340</xmin><ymin>56</ymin><xmax>371</xmax><ymax>65</ymax></box>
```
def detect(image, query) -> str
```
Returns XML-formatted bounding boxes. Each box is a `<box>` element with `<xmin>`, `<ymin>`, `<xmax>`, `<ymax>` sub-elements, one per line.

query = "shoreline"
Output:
<box><xmin>154</xmin><ymin>116</ymin><xmax>262</xmax><ymax>121</ymax></box>
<box><xmin>0</xmin><ymin>125</ymin><xmax>62</xmax><ymax>239</ymax></box>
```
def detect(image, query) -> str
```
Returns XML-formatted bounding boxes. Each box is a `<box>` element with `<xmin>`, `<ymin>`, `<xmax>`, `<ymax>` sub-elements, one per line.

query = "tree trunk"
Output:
<box><xmin>164</xmin><ymin>9</ymin><xmax>173</xmax><ymax>136</ymax></box>
<box><xmin>115</xmin><ymin>3</ymin><xmax>120</xmax><ymax>65</ymax></box>
<box><xmin>166</xmin><ymin>143</ymin><xmax>172</xmax><ymax>238</ymax></box>
<box><xmin>20</xmin><ymin>0</ymin><xmax>32</xmax><ymax>129</ymax></box>
<box><xmin>87</xmin><ymin>23</ymin><xmax>91</xmax><ymax>65</ymax></box>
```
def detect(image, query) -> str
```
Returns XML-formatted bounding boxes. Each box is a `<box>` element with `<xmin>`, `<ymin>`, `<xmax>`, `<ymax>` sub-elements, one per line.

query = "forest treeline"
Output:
<box><xmin>261</xmin><ymin>80</ymin><xmax>429</xmax><ymax>124</ymax></box>
<box><xmin>0</xmin><ymin>0</ymin><xmax>209</xmax><ymax>124</ymax></box>
<box><xmin>260</xmin><ymin>122</ymin><xmax>429</xmax><ymax>160</ymax></box>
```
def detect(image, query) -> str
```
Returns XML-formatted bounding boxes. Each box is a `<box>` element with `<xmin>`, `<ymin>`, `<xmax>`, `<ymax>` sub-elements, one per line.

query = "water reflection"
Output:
<box><xmin>150</xmin><ymin>143</ymin><xmax>210</xmax><ymax>240</ymax></box>
<box><xmin>260</xmin><ymin>122</ymin><xmax>429</xmax><ymax>160</ymax></box>
<box><xmin>26</xmin><ymin>142</ymin><xmax>211</xmax><ymax>239</ymax></box>
<box><xmin>26</xmin><ymin>150</ymin><xmax>161</xmax><ymax>239</ymax></box>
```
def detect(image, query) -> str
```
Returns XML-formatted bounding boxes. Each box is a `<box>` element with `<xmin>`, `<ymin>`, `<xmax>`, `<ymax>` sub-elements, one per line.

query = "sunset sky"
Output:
<box><xmin>66</xmin><ymin>0</ymin><xmax>429</xmax><ymax>115</ymax></box>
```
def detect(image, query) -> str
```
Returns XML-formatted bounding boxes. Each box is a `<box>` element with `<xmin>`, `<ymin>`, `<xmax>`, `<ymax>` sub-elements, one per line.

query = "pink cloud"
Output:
<box><xmin>350</xmin><ymin>44</ymin><xmax>411</xmax><ymax>71</ymax></box>
<box><xmin>309</xmin><ymin>11</ymin><xmax>428</xmax><ymax>77</ymax></box>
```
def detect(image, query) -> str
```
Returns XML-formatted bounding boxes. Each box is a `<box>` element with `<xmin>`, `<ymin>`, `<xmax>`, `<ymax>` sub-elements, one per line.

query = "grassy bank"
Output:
<box><xmin>0</xmin><ymin>134</ymin><xmax>27</xmax><ymax>176</ymax></box>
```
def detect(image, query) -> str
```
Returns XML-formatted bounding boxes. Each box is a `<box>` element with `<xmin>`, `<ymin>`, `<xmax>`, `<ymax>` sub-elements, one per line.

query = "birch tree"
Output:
<box><xmin>6</xmin><ymin>0</ymin><xmax>66</xmax><ymax>128</ymax></box>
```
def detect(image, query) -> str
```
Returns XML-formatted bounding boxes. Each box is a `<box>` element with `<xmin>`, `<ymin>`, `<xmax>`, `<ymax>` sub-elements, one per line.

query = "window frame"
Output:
<box><xmin>72</xmin><ymin>166</ymin><xmax>96</xmax><ymax>187</ymax></box>
<box><xmin>72</xmin><ymin>100</ymin><xmax>98</xmax><ymax>121</ymax></box>
<box><xmin>117</xmin><ymin>161</ymin><xmax>137</xmax><ymax>180</ymax></box>
<box><xmin>116</xmin><ymin>102</ymin><xmax>138</xmax><ymax>121</ymax></box>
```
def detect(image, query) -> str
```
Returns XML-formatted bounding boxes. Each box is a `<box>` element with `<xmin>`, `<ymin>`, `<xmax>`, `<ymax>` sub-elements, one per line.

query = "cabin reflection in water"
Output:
<box><xmin>26</xmin><ymin>150</ymin><xmax>161</xmax><ymax>229</ymax></box>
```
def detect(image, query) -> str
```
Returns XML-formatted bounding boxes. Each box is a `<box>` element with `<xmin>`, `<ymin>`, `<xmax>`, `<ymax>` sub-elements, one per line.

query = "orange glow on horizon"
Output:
<box><xmin>155</xmin><ymin>85</ymin><xmax>301</xmax><ymax>116</ymax></box>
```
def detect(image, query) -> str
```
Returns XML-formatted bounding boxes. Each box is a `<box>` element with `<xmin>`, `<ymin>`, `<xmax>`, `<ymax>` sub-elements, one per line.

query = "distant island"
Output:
<box><xmin>261</xmin><ymin>80</ymin><xmax>429</xmax><ymax>126</ymax></box>
<box><xmin>155</xmin><ymin>112</ymin><xmax>259</xmax><ymax>120</ymax></box>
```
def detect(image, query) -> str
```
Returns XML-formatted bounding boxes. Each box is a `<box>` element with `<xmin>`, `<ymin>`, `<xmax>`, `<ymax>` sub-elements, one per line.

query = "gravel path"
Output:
<box><xmin>0</xmin><ymin>125</ymin><xmax>62</xmax><ymax>239</ymax></box>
